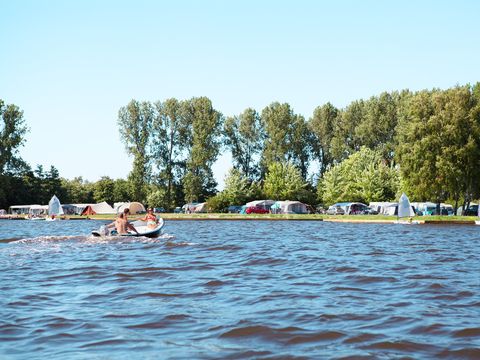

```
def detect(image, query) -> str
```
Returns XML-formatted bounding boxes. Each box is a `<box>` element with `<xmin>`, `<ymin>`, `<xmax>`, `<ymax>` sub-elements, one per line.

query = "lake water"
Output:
<box><xmin>1</xmin><ymin>219</ymin><xmax>479</xmax><ymax>359</ymax></box>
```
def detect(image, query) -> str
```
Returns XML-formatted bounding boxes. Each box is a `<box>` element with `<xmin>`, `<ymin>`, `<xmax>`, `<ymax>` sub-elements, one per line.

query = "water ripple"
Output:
<box><xmin>0</xmin><ymin>220</ymin><xmax>479</xmax><ymax>359</ymax></box>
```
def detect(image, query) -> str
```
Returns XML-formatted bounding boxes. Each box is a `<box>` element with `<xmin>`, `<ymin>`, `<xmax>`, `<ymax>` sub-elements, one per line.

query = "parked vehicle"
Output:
<box><xmin>173</xmin><ymin>207</ymin><xmax>182</xmax><ymax>214</ymax></box>
<box><xmin>464</xmin><ymin>205</ymin><xmax>479</xmax><ymax>216</ymax></box>
<box><xmin>246</xmin><ymin>206</ymin><xmax>270</xmax><ymax>214</ymax></box>
<box><xmin>326</xmin><ymin>205</ymin><xmax>345</xmax><ymax>215</ymax></box>
<box><xmin>362</xmin><ymin>207</ymin><xmax>379</xmax><ymax>215</ymax></box>
<box><xmin>227</xmin><ymin>205</ymin><xmax>242</xmax><ymax>213</ymax></box>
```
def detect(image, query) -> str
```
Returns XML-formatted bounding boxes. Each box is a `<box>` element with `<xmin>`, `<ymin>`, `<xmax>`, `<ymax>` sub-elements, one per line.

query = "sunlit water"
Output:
<box><xmin>1</xmin><ymin>219</ymin><xmax>479</xmax><ymax>359</ymax></box>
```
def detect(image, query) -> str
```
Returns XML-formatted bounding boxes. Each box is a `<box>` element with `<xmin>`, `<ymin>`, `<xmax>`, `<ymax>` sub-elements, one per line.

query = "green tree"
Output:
<box><xmin>112</xmin><ymin>178</ymin><xmax>130</xmax><ymax>203</ymax></box>
<box><xmin>182</xmin><ymin>97</ymin><xmax>222</xmax><ymax>203</ymax></box>
<box><xmin>151</xmin><ymin>98</ymin><xmax>188</xmax><ymax>210</ymax></box>
<box><xmin>221</xmin><ymin>168</ymin><xmax>250</xmax><ymax>205</ymax></box>
<box><xmin>354</xmin><ymin>92</ymin><xmax>405</xmax><ymax>163</ymax></box>
<box><xmin>224</xmin><ymin>108</ymin><xmax>265</xmax><ymax>181</ymax></box>
<box><xmin>309</xmin><ymin>102</ymin><xmax>338</xmax><ymax>177</ymax></box>
<box><xmin>263</xmin><ymin>161</ymin><xmax>308</xmax><ymax>200</ymax></box>
<box><xmin>319</xmin><ymin>147</ymin><xmax>399</xmax><ymax>205</ymax></box>
<box><xmin>260</xmin><ymin>102</ymin><xmax>311</xmax><ymax>179</ymax></box>
<box><xmin>146</xmin><ymin>186</ymin><xmax>166</xmax><ymax>208</ymax></box>
<box><xmin>0</xmin><ymin>100</ymin><xmax>28</xmax><ymax>175</ymax></box>
<box><xmin>118</xmin><ymin>99</ymin><xmax>154</xmax><ymax>203</ymax></box>
<box><xmin>396</xmin><ymin>86</ymin><xmax>480</xmax><ymax>208</ymax></box>
<box><xmin>62</xmin><ymin>177</ymin><xmax>94</xmax><ymax>203</ymax></box>
<box><xmin>43</xmin><ymin>166</ymin><xmax>66</xmax><ymax>201</ymax></box>
<box><xmin>330</xmin><ymin>100</ymin><xmax>365</xmax><ymax>161</ymax></box>
<box><xmin>93</xmin><ymin>176</ymin><xmax>115</xmax><ymax>204</ymax></box>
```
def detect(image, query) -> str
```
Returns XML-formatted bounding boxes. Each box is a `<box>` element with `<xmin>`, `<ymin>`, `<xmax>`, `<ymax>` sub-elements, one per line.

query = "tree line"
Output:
<box><xmin>1</xmin><ymin>83</ymin><xmax>480</xmax><ymax>213</ymax></box>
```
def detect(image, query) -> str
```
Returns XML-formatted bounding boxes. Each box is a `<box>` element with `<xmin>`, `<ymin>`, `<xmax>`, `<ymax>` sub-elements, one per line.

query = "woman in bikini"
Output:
<box><xmin>140</xmin><ymin>208</ymin><xmax>158</xmax><ymax>229</ymax></box>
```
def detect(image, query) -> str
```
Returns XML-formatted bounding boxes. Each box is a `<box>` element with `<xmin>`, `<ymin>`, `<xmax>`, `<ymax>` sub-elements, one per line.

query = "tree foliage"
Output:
<box><xmin>263</xmin><ymin>161</ymin><xmax>309</xmax><ymax>200</ymax></box>
<box><xmin>224</xmin><ymin>108</ymin><xmax>264</xmax><ymax>181</ymax></box>
<box><xmin>319</xmin><ymin>147</ymin><xmax>399</xmax><ymax>205</ymax></box>
<box><xmin>182</xmin><ymin>97</ymin><xmax>223</xmax><ymax>203</ymax></box>
<box><xmin>0</xmin><ymin>100</ymin><xmax>28</xmax><ymax>175</ymax></box>
<box><xmin>395</xmin><ymin>85</ymin><xmax>480</xmax><ymax>206</ymax></box>
<box><xmin>3</xmin><ymin>83</ymin><xmax>480</xmax><ymax>213</ymax></box>
<box><xmin>118</xmin><ymin>100</ymin><xmax>154</xmax><ymax>203</ymax></box>
<box><xmin>260</xmin><ymin>102</ymin><xmax>311</xmax><ymax>179</ymax></box>
<box><xmin>151</xmin><ymin>98</ymin><xmax>188</xmax><ymax>210</ymax></box>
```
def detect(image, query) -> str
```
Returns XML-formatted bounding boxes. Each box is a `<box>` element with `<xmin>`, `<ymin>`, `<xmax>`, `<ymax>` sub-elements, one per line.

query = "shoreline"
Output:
<box><xmin>1</xmin><ymin>214</ymin><xmax>477</xmax><ymax>225</ymax></box>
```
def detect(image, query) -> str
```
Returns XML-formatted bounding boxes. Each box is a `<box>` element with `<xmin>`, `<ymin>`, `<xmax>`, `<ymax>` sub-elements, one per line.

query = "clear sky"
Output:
<box><xmin>1</xmin><ymin>0</ymin><xmax>479</xmax><ymax>189</ymax></box>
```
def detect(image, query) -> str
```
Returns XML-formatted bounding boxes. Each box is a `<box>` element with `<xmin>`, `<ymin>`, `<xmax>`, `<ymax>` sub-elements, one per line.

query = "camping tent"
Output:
<box><xmin>81</xmin><ymin>205</ymin><xmax>96</xmax><ymax>215</ymax></box>
<box><xmin>115</xmin><ymin>202</ymin><xmax>145</xmax><ymax>214</ymax></box>
<box><xmin>369</xmin><ymin>202</ymin><xmax>397</xmax><ymax>215</ymax></box>
<box><xmin>193</xmin><ymin>202</ymin><xmax>208</xmax><ymax>213</ymax></box>
<box><xmin>271</xmin><ymin>201</ymin><xmax>308</xmax><ymax>214</ymax></box>
<box><xmin>29</xmin><ymin>205</ymin><xmax>48</xmax><ymax>215</ymax></box>
<box><xmin>245</xmin><ymin>200</ymin><xmax>276</xmax><ymax>210</ymax></box>
<box><xmin>182</xmin><ymin>203</ymin><xmax>199</xmax><ymax>213</ymax></box>
<box><xmin>91</xmin><ymin>201</ymin><xmax>115</xmax><ymax>214</ymax></box>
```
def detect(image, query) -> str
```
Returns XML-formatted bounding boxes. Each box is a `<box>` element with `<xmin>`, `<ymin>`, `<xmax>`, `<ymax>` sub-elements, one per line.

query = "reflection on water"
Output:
<box><xmin>1</xmin><ymin>220</ymin><xmax>479</xmax><ymax>359</ymax></box>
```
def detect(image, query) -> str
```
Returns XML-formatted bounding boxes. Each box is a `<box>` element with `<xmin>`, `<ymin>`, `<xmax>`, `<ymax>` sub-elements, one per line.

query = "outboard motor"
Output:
<box><xmin>99</xmin><ymin>225</ymin><xmax>110</xmax><ymax>236</ymax></box>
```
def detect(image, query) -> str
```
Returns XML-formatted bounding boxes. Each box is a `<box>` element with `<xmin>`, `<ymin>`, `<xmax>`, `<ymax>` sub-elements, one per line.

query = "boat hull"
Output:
<box><xmin>92</xmin><ymin>219</ymin><xmax>164</xmax><ymax>238</ymax></box>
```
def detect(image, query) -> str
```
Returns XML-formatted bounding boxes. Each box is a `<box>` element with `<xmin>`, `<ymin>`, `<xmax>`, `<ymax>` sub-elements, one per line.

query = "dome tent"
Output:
<box><xmin>114</xmin><ymin>202</ymin><xmax>146</xmax><ymax>215</ymax></box>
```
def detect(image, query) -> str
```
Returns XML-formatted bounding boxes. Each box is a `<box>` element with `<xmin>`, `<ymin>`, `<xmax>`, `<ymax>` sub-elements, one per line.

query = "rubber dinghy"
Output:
<box><xmin>92</xmin><ymin>218</ymin><xmax>165</xmax><ymax>238</ymax></box>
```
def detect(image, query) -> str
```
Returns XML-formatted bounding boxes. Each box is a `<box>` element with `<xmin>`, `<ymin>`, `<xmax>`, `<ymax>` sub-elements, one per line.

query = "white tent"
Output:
<box><xmin>9</xmin><ymin>205</ymin><xmax>31</xmax><ymax>214</ymax></box>
<box><xmin>384</xmin><ymin>204</ymin><xmax>398</xmax><ymax>216</ymax></box>
<box><xmin>114</xmin><ymin>202</ymin><xmax>146</xmax><ymax>214</ymax></box>
<box><xmin>271</xmin><ymin>201</ymin><xmax>308</xmax><ymax>214</ymax></box>
<box><xmin>369</xmin><ymin>202</ymin><xmax>397</xmax><ymax>215</ymax></box>
<box><xmin>29</xmin><ymin>205</ymin><xmax>48</xmax><ymax>215</ymax></box>
<box><xmin>91</xmin><ymin>201</ymin><xmax>115</xmax><ymax>214</ymax></box>
<box><xmin>193</xmin><ymin>202</ymin><xmax>208</xmax><ymax>213</ymax></box>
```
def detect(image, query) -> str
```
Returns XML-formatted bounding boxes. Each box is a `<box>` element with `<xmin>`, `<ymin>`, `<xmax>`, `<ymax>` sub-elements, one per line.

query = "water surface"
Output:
<box><xmin>1</xmin><ymin>219</ymin><xmax>479</xmax><ymax>359</ymax></box>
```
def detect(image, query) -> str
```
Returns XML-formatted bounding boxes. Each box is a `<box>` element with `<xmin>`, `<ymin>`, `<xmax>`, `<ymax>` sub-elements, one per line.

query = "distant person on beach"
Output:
<box><xmin>139</xmin><ymin>207</ymin><xmax>158</xmax><ymax>229</ymax></box>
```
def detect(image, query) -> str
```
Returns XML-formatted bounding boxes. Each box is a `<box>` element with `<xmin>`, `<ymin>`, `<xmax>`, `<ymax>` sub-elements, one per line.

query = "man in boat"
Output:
<box><xmin>107</xmin><ymin>211</ymin><xmax>139</xmax><ymax>235</ymax></box>
<box><xmin>123</xmin><ymin>208</ymin><xmax>140</xmax><ymax>233</ymax></box>
<box><xmin>139</xmin><ymin>207</ymin><xmax>159</xmax><ymax>229</ymax></box>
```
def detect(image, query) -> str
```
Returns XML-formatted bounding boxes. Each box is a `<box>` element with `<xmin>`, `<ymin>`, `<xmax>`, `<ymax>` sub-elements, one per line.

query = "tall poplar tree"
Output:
<box><xmin>309</xmin><ymin>102</ymin><xmax>338</xmax><ymax>177</ymax></box>
<box><xmin>118</xmin><ymin>99</ymin><xmax>154</xmax><ymax>203</ymax></box>
<box><xmin>260</xmin><ymin>102</ymin><xmax>311</xmax><ymax>179</ymax></box>
<box><xmin>151</xmin><ymin>98</ymin><xmax>188</xmax><ymax>210</ymax></box>
<box><xmin>0</xmin><ymin>100</ymin><xmax>28</xmax><ymax>175</ymax></box>
<box><xmin>182</xmin><ymin>97</ymin><xmax>222</xmax><ymax>203</ymax></box>
<box><xmin>224</xmin><ymin>108</ymin><xmax>264</xmax><ymax>181</ymax></box>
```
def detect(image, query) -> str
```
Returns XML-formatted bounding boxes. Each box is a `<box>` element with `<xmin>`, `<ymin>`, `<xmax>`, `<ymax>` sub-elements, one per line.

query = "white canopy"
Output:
<box><xmin>91</xmin><ymin>201</ymin><xmax>115</xmax><ymax>214</ymax></box>
<box><xmin>193</xmin><ymin>202</ymin><xmax>208</xmax><ymax>213</ymax></box>
<box><xmin>115</xmin><ymin>202</ymin><xmax>145</xmax><ymax>214</ymax></box>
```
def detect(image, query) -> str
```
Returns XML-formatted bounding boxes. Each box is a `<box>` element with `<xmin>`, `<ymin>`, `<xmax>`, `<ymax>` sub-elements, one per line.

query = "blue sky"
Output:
<box><xmin>1</xmin><ymin>0</ymin><xmax>479</xmax><ymax>188</ymax></box>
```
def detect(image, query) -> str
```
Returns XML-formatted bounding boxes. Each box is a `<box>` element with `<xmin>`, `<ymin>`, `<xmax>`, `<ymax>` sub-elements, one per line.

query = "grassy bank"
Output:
<box><xmin>4</xmin><ymin>213</ymin><xmax>476</xmax><ymax>224</ymax></box>
<box><xmin>64</xmin><ymin>213</ymin><xmax>479</xmax><ymax>224</ymax></box>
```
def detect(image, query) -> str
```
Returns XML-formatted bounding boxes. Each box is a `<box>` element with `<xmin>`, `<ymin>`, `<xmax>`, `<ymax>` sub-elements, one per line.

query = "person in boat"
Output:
<box><xmin>107</xmin><ymin>211</ymin><xmax>139</xmax><ymax>235</ymax></box>
<box><xmin>139</xmin><ymin>207</ymin><xmax>158</xmax><ymax>229</ymax></box>
<box><xmin>122</xmin><ymin>208</ymin><xmax>140</xmax><ymax>233</ymax></box>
